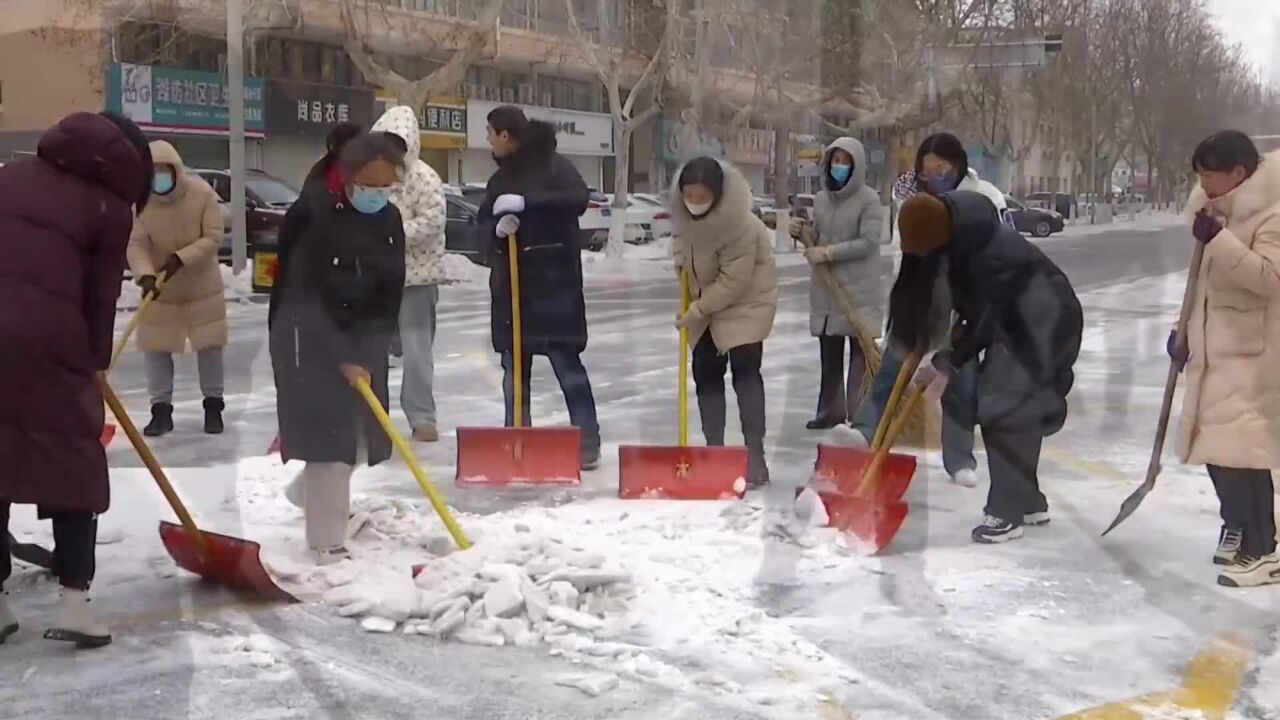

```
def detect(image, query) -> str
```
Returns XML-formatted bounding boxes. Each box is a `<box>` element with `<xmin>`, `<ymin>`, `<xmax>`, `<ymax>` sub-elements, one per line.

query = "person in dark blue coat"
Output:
<box><xmin>477</xmin><ymin>105</ymin><xmax>601</xmax><ymax>470</ymax></box>
<box><xmin>890</xmin><ymin>190</ymin><xmax>1083</xmax><ymax>544</ymax></box>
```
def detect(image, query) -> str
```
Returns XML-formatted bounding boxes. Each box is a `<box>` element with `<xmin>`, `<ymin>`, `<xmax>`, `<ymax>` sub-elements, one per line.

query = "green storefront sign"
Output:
<box><xmin>105</xmin><ymin>63</ymin><xmax>265</xmax><ymax>136</ymax></box>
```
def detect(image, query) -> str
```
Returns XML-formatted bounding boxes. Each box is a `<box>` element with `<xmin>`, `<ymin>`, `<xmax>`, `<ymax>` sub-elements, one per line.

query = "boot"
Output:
<box><xmin>411</xmin><ymin>426</ymin><xmax>439</xmax><ymax>443</ymax></box>
<box><xmin>44</xmin><ymin>588</ymin><xmax>111</xmax><ymax>649</ymax></box>
<box><xmin>747</xmin><ymin>444</ymin><xmax>770</xmax><ymax>489</ymax></box>
<box><xmin>0</xmin><ymin>592</ymin><xmax>17</xmax><ymax>644</ymax></box>
<box><xmin>143</xmin><ymin>403</ymin><xmax>174</xmax><ymax>437</ymax></box>
<box><xmin>203</xmin><ymin>398</ymin><xmax>225</xmax><ymax>435</ymax></box>
<box><xmin>580</xmin><ymin>445</ymin><xmax>601</xmax><ymax>472</ymax></box>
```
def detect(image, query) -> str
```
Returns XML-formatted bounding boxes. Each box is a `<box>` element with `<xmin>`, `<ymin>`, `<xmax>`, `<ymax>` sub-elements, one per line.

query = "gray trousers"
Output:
<box><xmin>145</xmin><ymin>348</ymin><xmax>224</xmax><ymax>404</ymax></box>
<box><xmin>288</xmin><ymin>431</ymin><xmax>367</xmax><ymax>552</ymax></box>
<box><xmin>399</xmin><ymin>285</ymin><xmax>439</xmax><ymax>429</ymax></box>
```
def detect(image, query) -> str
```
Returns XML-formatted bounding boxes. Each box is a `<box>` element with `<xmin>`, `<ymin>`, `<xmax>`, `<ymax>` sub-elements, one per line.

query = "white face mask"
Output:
<box><xmin>685</xmin><ymin>200</ymin><xmax>713</xmax><ymax>217</ymax></box>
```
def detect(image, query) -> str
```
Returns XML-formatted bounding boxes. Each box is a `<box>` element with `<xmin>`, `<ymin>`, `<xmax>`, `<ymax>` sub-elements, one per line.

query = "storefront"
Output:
<box><xmin>461</xmin><ymin>100</ymin><xmax>614</xmax><ymax>189</ymax></box>
<box><xmin>415</xmin><ymin>99</ymin><xmax>468</xmax><ymax>183</ymax></box>
<box><xmin>652</xmin><ymin>119</ymin><xmax>724</xmax><ymax>192</ymax></box>
<box><xmin>105</xmin><ymin>62</ymin><xmax>266</xmax><ymax>170</ymax></box>
<box><xmin>264</xmin><ymin>80</ymin><xmax>375</xmax><ymax>187</ymax></box>
<box><xmin>724</xmin><ymin>128</ymin><xmax>774</xmax><ymax>194</ymax></box>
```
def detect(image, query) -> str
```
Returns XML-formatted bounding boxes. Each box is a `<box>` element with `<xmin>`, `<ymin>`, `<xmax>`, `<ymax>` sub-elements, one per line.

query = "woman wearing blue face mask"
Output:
<box><xmin>804</xmin><ymin>137</ymin><xmax>887</xmax><ymax>429</ymax></box>
<box><xmin>268</xmin><ymin>131</ymin><xmax>406</xmax><ymax>564</ymax></box>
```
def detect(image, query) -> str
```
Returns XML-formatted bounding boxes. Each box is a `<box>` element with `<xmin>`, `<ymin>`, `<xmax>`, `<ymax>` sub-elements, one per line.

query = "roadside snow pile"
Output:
<box><xmin>442</xmin><ymin>253</ymin><xmax>490</xmax><ymax>287</ymax></box>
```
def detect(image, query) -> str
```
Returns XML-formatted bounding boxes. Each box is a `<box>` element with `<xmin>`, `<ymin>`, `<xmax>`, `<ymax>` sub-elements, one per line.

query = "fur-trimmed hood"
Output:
<box><xmin>669</xmin><ymin>159</ymin><xmax>760</xmax><ymax>245</ymax></box>
<box><xmin>1185</xmin><ymin>151</ymin><xmax>1280</xmax><ymax>225</ymax></box>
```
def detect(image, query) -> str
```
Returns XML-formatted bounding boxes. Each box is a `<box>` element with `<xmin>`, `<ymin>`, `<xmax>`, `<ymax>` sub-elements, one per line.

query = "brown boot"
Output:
<box><xmin>412</xmin><ymin>426</ymin><xmax>439</xmax><ymax>443</ymax></box>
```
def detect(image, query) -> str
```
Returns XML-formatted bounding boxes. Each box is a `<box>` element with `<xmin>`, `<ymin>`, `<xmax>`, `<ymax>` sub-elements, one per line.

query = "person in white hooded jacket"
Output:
<box><xmin>371</xmin><ymin>106</ymin><xmax>448</xmax><ymax>442</ymax></box>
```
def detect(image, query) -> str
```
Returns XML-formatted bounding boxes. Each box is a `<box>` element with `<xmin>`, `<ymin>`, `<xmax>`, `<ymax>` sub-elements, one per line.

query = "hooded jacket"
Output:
<box><xmin>479</xmin><ymin>120</ymin><xmax>590</xmax><ymax>355</ymax></box>
<box><xmin>941</xmin><ymin>190</ymin><xmax>1082</xmax><ymax>435</ymax></box>
<box><xmin>672</xmin><ymin>161</ymin><xmax>779</xmax><ymax>351</ymax></box>
<box><xmin>1179</xmin><ymin>151</ymin><xmax>1280</xmax><ymax>468</ymax></box>
<box><xmin>127</xmin><ymin>140</ymin><xmax>227</xmax><ymax>354</ymax></box>
<box><xmin>811</xmin><ymin>137</ymin><xmax>887</xmax><ymax>337</ymax></box>
<box><xmin>0</xmin><ymin>112</ymin><xmax>147</xmax><ymax>513</ymax></box>
<box><xmin>371</xmin><ymin>106</ymin><xmax>447</xmax><ymax>287</ymax></box>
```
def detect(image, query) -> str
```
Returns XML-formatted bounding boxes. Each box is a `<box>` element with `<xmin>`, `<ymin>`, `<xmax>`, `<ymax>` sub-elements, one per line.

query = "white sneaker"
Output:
<box><xmin>1214</xmin><ymin>526</ymin><xmax>1243</xmax><ymax>566</ymax></box>
<box><xmin>971</xmin><ymin>515</ymin><xmax>1024</xmax><ymax>544</ymax></box>
<box><xmin>951</xmin><ymin>469</ymin><xmax>980</xmax><ymax>488</ymax></box>
<box><xmin>1217</xmin><ymin>552</ymin><xmax>1280</xmax><ymax>588</ymax></box>
<box><xmin>0</xmin><ymin>592</ymin><xmax>18</xmax><ymax>644</ymax></box>
<box><xmin>827</xmin><ymin>424</ymin><xmax>871</xmax><ymax>449</ymax></box>
<box><xmin>1023</xmin><ymin>511</ymin><xmax>1051</xmax><ymax>527</ymax></box>
<box><xmin>285</xmin><ymin>474</ymin><xmax>305</xmax><ymax>510</ymax></box>
<box><xmin>44</xmin><ymin>589</ymin><xmax>111</xmax><ymax>648</ymax></box>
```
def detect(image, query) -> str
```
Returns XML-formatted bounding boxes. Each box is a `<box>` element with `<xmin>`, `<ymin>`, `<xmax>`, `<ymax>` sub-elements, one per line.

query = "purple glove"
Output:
<box><xmin>1167</xmin><ymin>330</ymin><xmax>1188</xmax><ymax>371</ymax></box>
<box><xmin>1192</xmin><ymin>211</ymin><xmax>1223</xmax><ymax>244</ymax></box>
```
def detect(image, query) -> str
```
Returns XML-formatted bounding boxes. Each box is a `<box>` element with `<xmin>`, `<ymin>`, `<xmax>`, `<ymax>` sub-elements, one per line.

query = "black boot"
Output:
<box><xmin>203</xmin><ymin>398</ymin><xmax>225</xmax><ymax>435</ymax></box>
<box><xmin>143</xmin><ymin>403</ymin><xmax>174</xmax><ymax>437</ymax></box>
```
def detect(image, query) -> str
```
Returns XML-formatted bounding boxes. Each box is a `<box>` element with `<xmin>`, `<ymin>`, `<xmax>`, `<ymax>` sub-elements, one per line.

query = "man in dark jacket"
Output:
<box><xmin>0</xmin><ymin>112</ymin><xmax>153</xmax><ymax>647</ymax></box>
<box><xmin>890</xmin><ymin>190</ymin><xmax>1083</xmax><ymax>544</ymax></box>
<box><xmin>478</xmin><ymin>105</ymin><xmax>601</xmax><ymax>470</ymax></box>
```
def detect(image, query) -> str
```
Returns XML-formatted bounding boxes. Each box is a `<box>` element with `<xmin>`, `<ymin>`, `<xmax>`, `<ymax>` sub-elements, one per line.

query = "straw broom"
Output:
<box><xmin>798</xmin><ymin>223</ymin><xmax>931</xmax><ymax>446</ymax></box>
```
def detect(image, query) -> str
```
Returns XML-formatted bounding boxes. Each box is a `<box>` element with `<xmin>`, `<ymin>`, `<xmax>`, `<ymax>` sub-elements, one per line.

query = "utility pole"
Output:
<box><xmin>228</xmin><ymin>0</ymin><xmax>248</xmax><ymax>274</ymax></box>
<box><xmin>1087</xmin><ymin>0</ymin><xmax>1097</xmax><ymax>224</ymax></box>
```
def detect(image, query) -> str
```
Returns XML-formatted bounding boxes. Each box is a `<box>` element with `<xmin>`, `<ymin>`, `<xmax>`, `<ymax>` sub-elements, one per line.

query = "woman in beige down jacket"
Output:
<box><xmin>127</xmin><ymin>140</ymin><xmax>227</xmax><ymax>437</ymax></box>
<box><xmin>672</xmin><ymin>157</ymin><xmax>779</xmax><ymax>488</ymax></box>
<box><xmin>1175</xmin><ymin>131</ymin><xmax>1280</xmax><ymax>588</ymax></box>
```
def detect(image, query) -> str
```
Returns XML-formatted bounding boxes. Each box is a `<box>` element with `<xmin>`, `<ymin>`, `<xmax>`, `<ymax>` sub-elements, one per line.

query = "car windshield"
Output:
<box><xmin>246</xmin><ymin>176</ymin><xmax>299</xmax><ymax>207</ymax></box>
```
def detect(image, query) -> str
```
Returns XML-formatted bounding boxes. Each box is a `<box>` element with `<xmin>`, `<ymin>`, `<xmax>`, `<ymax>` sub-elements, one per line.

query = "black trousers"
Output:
<box><xmin>814</xmin><ymin>335</ymin><xmax>867</xmax><ymax>423</ymax></box>
<box><xmin>982</xmin><ymin>431</ymin><xmax>1048</xmax><ymax>524</ymax></box>
<box><xmin>0</xmin><ymin>502</ymin><xmax>97</xmax><ymax>591</ymax></box>
<box><xmin>691</xmin><ymin>334</ymin><xmax>768</xmax><ymax>482</ymax></box>
<box><xmin>1209</xmin><ymin>466</ymin><xmax>1277</xmax><ymax>556</ymax></box>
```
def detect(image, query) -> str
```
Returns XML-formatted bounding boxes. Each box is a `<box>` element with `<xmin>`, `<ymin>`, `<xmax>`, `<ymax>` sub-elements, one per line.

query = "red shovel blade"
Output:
<box><xmin>158</xmin><ymin>522</ymin><xmax>297</xmax><ymax>602</ymax></box>
<box><xmin>99</xmin><ymin>424</ymin><xmax>116</xmax><ymax>448</ymax></box>
<box><xmin>813</xmin><ymin>444</ymin><xmax>917</xmax><ymax>504</ymax></box>
<box><xmin>817</xmin><ymin>494</ymin><xmax>909</xmax><ymax>554</ymax></box>
<box><xmin>618</xmin><ymin>445</ymin><xmax>749</xmax><ymax>500</ymax></box>
<box><xmin>455</xmin><ymin>426</ymin><xmax>582</xmax><ymax>486</ymax></box>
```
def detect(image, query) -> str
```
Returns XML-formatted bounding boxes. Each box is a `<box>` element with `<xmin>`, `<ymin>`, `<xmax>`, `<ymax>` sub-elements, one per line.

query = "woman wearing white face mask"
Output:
<box><xmin>672</xmin><ymin>157</ymin><xmax>779</xmax><ymax>488</ymax></box>
<box><xmin>268</xmin><ymin>132</ymin><xmax>407</xmax><ymax>563</ymax></box>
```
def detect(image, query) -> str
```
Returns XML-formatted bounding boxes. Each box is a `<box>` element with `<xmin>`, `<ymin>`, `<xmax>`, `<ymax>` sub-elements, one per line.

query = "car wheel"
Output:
<box><xmin>1034</xmin><ymin>221</ymin><xmax>1052</xmax><ymax>238</ymax></box>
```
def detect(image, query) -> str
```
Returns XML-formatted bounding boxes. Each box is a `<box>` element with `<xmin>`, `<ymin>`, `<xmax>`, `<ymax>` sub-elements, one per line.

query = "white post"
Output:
<box><xmin>228</xmin><ymin>0</ymin><xmax>248</xmax><ymax>274</ymax></box>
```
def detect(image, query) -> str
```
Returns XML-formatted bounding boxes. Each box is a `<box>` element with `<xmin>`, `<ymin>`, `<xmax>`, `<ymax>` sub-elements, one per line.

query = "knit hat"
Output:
<box><xmin>898</xmin><ymin>194</ymin><xmax>952</xmax><ymax>256</ymax></box>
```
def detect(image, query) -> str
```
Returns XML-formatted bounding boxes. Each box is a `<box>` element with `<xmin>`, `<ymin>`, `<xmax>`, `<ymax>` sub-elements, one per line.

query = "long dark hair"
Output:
<box><xmin>305</xmin><ymin>122</ymin><xmax>364</xmax><ymax>183</ymax></box>
<box><xmin>338</xmin><ymin>131</ymin><xmax>407</xmax><ymax>177</ymax></box>
<box><xmin>887</xmin><ymin>253</ymin><xmax>952</xmax><ymax>355</ymax></box>
<box><xmin>914</xmin><ymin>133</ymin><xmax>969</xmax><ymax>191</ymax></box>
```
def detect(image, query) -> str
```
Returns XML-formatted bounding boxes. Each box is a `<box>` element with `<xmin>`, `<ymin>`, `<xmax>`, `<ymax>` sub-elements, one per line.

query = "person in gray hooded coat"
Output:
<box><xmin>805</xmin><ymin>137</ymin><xmax>887</xmax><ymax>429</ymax></box>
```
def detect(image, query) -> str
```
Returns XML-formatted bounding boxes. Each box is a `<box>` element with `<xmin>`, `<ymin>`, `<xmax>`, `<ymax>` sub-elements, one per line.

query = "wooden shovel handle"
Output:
<box><xmin>873</xmin><ymin>352</ymin><xmax>922</xmax><ymax>450</ymax></box>
<box><xmin>857</xmin><ymin>385</ymin><xmax>926</xmax><ymax>499</ymax></box>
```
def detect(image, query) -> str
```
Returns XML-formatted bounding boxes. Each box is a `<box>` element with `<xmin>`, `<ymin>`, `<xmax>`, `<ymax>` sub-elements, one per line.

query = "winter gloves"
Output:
<box><xmin>1167</xmin><ymin>330</ymin><xmax>1189</xmax><ymax>372</ymax></box>
<box><xmin>160</xmin><ymin>253</ymin><xmax>183</xmax><ymax>281</ymax></box>
<box><xmin>898</xmin><ymin>194</ymin><xmax>952</xmax><ymax>256</ymax></box>
<box><xmin>803</xmin><ymin>245</ymin><xmax>835</xmax><ymax>265</ymax></box>
<box><xmin>136</xmin><ymin>275</ymin><xmax>161</xmax><ymax>301</ymax></box>
<box><xmin>496</xmin><ymin>214</ymin><xmax>521</xmax><ymax>239</ymax></box>
<box><xmin>494</xmin><ymin>194</ymin><xmax>526</xmax><ymax>215</ymax></box>
<box><xmin>1193</xmin><ymin>211</ymin><xmax>1224</xmax><ymax>244</ymax></box>
<box><xmin>136</xmin><ymin>253</ymin><xmax>183</xmax><ymax>302</ymax></box>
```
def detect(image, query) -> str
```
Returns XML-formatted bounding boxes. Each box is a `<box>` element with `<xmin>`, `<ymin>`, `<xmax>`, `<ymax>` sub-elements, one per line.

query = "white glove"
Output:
<box><xmin>496</xmin><ymin>214</ymin><xmax>521</xmax><ymax>238</ymax></box>
<box><xmin>494</xmin><ymin>194</ymin><xmax>526</xmax><ymax>215</ymax></box>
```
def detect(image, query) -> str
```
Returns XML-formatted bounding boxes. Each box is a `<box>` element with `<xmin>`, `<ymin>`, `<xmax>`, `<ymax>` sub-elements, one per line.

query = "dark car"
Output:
<box><xmin>445</xmin><ymin>194</ymin><xmax>487</xmax><ymax>266</ymax></box>
<box><xmin>1005</xmin><ymin>196</ymin><xmax>1065</xmax><ymax>238</ymax></box>
<box><xmin>1026</xmin><ymin>191</ymin><xmax>1074</xmax><ymax>218</ymax></box>
<box><xmin>194</xmin><ymin>168</ymin><xmax>298</xmax><ymax>265</ymax></box>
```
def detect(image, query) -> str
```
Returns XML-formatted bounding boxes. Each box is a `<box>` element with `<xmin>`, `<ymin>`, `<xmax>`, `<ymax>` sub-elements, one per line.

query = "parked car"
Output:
<box><xmin>629</xmin><ymin>193</ymin><xmax>674</xmax><ymax>240</ymax></box>
<box><xmin>445</xmin><ymin>194</ymin><xmax>487</xmax><ymax>267</ymax></box>
<box><xmin>1026</xmin><ymin>191</ymin><xmax>1074</xmax><ymax>218</ymax></box>
<box><xmin>1006</xmin><ymin>196</ymin><xmax>1065</xmax><ymax>238</ymax></box>
<box><xmin>194</xmin><ymin>168</ymin><xmax>298</xmax><ymax>267</ymax></box>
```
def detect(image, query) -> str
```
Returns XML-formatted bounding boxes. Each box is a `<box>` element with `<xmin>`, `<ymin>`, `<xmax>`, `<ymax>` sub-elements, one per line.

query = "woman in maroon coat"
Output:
<box><xmin>0</xmin><ymin>111</ymin><xmax>152</xmax><ymax>648</ymax></box>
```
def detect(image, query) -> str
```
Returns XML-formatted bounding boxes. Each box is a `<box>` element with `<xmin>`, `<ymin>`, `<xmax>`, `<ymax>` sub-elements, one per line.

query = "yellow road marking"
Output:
<box><xmin>1057</xmin><ymin>635</ymin><xmax>1250</xmax><ymax>719</ymax></box>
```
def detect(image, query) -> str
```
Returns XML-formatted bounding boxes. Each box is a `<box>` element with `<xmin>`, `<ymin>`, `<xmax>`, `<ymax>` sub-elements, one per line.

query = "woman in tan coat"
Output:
<box><xmin>127</xmin><ymin>140</ymin><xmax>227</xmax><ymax>436</ymax></box>
<box><xmin>672</xmin><ymin>157</ymin><xmax>779</xmax><ymax>488</ymax></box>
<box><xmin>1175</xmin><ymin>131</ymin><xmax>1280</xmax><ymax>588</ymax></box>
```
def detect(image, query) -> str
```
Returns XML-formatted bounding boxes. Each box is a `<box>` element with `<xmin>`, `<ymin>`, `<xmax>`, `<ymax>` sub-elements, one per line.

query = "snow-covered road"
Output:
<box><xmin>7</xmin><ymin>222</ymin><xmax>1276</xmax><ymax>720</ymax></box>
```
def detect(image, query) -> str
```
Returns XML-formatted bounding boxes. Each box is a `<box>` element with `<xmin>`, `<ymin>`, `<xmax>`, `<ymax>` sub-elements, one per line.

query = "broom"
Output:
<box><xmin>798</xmin><ymin>223</ymin><xmax>931</xmax><ymax>446</ymax></box>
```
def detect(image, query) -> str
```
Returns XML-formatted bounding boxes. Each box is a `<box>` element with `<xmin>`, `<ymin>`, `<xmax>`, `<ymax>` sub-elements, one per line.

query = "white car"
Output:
<box><xmin>630</xmin><ymin>193</ymin><xmax>674</xmax><ymax>240</ymax></box>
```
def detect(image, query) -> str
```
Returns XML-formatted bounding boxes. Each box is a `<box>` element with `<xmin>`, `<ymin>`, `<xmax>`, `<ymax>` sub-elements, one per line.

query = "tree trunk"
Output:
<box><xmin>772</xmin><ymin>120</ymin><xmax>791</xmax><ymax>252</ymax></box>
<box><xmin>607</xmin><ymin>124</ymin><xmax>633</xmax><ymax>258</ymax></box>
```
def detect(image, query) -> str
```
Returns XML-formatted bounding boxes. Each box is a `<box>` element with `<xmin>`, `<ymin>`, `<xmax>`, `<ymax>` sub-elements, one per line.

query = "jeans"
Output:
<box><xmin>145</xmin><ymin>348</ymin><xmax>224</xmax><ymax>404</ymax></box>
<box><xmin>501</xmin><ymin>350</ymin><xmax>601</xmax><ymax>452</ymax></box>
<box><xmin>399</xmin><ymin>285</ymin><xmax>439</xmax><ymax>429</ymax></box>
<box><xmin>0</xmin><ymin>503</ymin><xmax>96</xmax><ymax>590</ymax></box>
<box><xmin>1209</xmin><ymin>466</ymin><xmax>1277</xmax><ymax>556</ymax></box>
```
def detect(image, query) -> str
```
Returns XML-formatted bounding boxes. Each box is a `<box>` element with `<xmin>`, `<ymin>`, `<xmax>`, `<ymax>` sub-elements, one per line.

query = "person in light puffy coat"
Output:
<box><xmin>1172</xmin><ymin>131</ymin><xmax>1280</xmax><ymax>588</ymax></box>
<box><xmin>371</xmin><ymin>106</ymin><xmax>448</xmax><ymax>443</ymax></box>
<box><xmin>127</xmin><ymin>140</ymin><xmax>227</xmax><ymax>437</ymax></box>
<box><xmin>804</xmin><ymin>136</ymin><xmax>887</xmax><ymax>429</ymax></box>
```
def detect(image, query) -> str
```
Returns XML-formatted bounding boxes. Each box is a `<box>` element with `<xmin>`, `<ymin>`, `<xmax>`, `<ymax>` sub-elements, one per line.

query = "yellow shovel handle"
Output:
<box><xmin>351</xmin><ymin>377</ymin><xmax>471</xmax><ymax>551</ymax></box>
<box><xmin>872</xmin><ymin>351</ymin><xmax>922</xmax><ymax>450</ymax></box>
<box><xmin>679</xmin><ymin>270</ymin><xmax>690</xmax><ymax>448</ymax></box>
<box><xmin>508</xmin><ymin>233</ymin><xmax>523</xmax><ymax>430</ymax></box>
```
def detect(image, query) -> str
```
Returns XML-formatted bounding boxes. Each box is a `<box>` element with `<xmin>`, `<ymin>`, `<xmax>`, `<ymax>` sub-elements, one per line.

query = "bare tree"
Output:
<box><xmin>338</xmin><ymin>0</ymin><xmax>507</xmax><ymax>111</ymax></box>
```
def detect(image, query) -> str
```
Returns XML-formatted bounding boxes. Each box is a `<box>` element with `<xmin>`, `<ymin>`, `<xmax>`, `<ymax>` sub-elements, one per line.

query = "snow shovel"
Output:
<box><xmin>349</xmin><ymin>375</ymin><xmax>471</xmax><ymax>550</ymax></box>
<box><xmin>6</xmin><ymin>532</ymin><xmax>54</xmax><ymax>570</ymax></box>
<box><xmin>99</xmin><ymin>377</ymin><xmax>296</xmax><ymax>602</ymax></box>
<box><xmin>456</xmin><ymin>232</ymin><xmax>582</xmax><ymax>486</ymax></box>
<box><xmin>1103</xmin><ymin>240</ymin><xmax>1206</xmax><ymax>536</ymax></box>
<box><xmin>816</xmin><ymin>353</ymin><xmax>924</xmax><ymax>553</ymax></box>
<box><xmin>618</xmin><ymin>271</ymin><xmax>749</xmax><ymax>500</ymax></box>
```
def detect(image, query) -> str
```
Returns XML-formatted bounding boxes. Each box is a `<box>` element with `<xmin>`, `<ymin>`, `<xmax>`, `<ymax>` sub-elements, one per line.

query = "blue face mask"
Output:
<box><xmin>152</xmin><ymin>170</ymin><xmax>175</xmax><ymax>195</ymax></box>
<box><xmin>920</xmin><ymin>171</ymin><xmax>957</xmax><ymax>195</ymax></box>
<box><xmin>350</xmin><ymin>185</ymin><xmax>391</xmax><ymax>214</ymax></box>
<box><xmin>830</xmin><ymin>163</ymin><xmax>853</xmax><ymax>185</ymax></box>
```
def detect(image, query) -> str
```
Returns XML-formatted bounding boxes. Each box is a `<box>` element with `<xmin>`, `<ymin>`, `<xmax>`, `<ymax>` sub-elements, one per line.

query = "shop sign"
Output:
<box><xmin>725</xmin><ymin>128</ymin><xmax>774</xmax><ymax>165</ymax></box>
<box><xmin>106</xmin><ymin>63</ymin><xmax>265</xmax><ymax>136</ymax></box>
<box><xmin>656</xmin><ymin>120</ymin><xmax>724</xmax><ymax>164</ymax></box>
<box><xmin>265</xmin><ymin>80</ymin><xmax>373</xmax><ymax>137</ymax></box>
<box><xmin>467</xmin><ymin>99</ymin><xmax>613</xmax><ymax>156</ymax></box>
